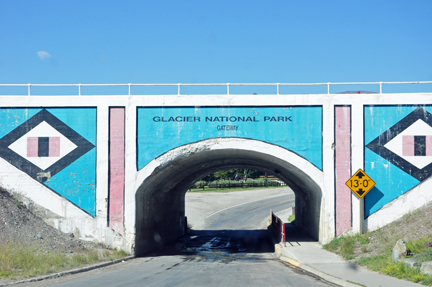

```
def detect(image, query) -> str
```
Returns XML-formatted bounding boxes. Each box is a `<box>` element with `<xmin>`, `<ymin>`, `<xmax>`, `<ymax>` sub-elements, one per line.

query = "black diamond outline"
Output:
<box><xmin>0</xmin><ymin>109</ymin><xmax>95</xmax><ymax>182</ymax></box>
<box><xmin>366</xmin><ymin>107</ymin><xmax>432</xmax><ymax>181</ymax></box>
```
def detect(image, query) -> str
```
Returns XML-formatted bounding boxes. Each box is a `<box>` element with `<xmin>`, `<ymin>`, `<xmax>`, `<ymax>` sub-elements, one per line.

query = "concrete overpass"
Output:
<box><xmin>0</xmin><ymin>82</ymin><xmax>432</xmax><ymax>255</ymax></box>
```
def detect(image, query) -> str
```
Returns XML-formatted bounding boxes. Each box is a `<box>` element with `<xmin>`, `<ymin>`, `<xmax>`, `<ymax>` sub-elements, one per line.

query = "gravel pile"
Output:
<box><xmin>0</xmin><ymin>186</ymin><xmax>107</xmax><ymax>254</ymax></box>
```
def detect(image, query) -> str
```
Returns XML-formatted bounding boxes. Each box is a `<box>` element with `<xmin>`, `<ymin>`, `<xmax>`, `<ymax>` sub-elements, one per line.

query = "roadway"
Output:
<box><xmin>17</xmin><ymin>189</ymin><xmax>332</xmax><ymax>287</ymax></box>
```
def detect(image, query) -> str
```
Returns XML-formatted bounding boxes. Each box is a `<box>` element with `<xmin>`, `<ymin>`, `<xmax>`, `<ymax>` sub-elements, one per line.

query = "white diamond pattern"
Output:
<box><xmin>384</xmin><ymin>119</ymin><xmax>432</xmax><ymax>169</ymax></box>
<box><xmin>8</xmin><ymin>121</ymin><xmax>77</xmax><ymax>170</ymax></box>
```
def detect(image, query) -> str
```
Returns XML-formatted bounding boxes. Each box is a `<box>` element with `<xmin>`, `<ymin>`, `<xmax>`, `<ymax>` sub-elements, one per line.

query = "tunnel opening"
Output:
<box><xmin>134</xmin><ymin>139</ymin><xmax>323</xmax><ymax>256</ymax></box>
<box><xmin>185</xmin><ymin>167</ymin><xmax>293</xmax><ymax>228</ymax></box>
<box><xmin>182</xmin><ymin>168</ymin><xmax>295</xmax><ymax>256</ymax></box>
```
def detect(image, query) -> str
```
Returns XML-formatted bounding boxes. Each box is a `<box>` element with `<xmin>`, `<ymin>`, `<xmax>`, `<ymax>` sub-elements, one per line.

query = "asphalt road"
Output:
<box><xmin>204</xmin><ymin>192</ymin><xmax>295</xmax><ymax>230</ymax></box>
<box><xmin>17</xmin><ymin>191</ymin><xmax>332</xmax><ymax>287</ymax></box>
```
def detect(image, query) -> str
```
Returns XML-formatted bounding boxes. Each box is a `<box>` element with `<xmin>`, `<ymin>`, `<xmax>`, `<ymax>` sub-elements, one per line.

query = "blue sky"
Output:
<box><xmin>1</xmin><ymin>0</ymin><xmax>431</xmax><ymax>95</ymax></box>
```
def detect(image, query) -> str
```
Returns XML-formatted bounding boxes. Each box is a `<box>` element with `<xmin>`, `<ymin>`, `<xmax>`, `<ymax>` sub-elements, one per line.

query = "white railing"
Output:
<box><xmin>0</xmin><ymin>81</ymin><xmax>431</xmax><ymax>96</ymax></box>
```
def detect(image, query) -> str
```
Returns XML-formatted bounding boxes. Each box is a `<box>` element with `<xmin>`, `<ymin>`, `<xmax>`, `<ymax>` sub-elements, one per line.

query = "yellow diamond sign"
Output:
<box><xmin>345</xmin><ymin>169</ymin><xmax>376</xmax><ymax>198</ymax></box>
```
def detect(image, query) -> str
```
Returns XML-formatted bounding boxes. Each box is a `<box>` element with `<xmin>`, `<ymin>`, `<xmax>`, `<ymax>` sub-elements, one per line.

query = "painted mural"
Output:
<box><xmin>364</xmin><ymin>106</ymin><xmax>432</xmax><ymax>217</ymax></box>
<box><xmin>137</xmin><ymin>106</ymin><xmax>323</xmax><ymax>170</ymax></box>
<box><xmin>0</xmin><ymin>108</ymin><xmax>97</xmax><ymax>216</ymax></box>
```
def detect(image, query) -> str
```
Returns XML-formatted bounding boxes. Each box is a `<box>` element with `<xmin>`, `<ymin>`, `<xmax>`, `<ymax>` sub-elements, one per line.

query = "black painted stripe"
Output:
<box><xmin>38</xmin><ymin>137</ymin><xmax>49</xmax><ymax>157</ymax></box>
<box><xmin>414</xmin><ymin>136</ymin><xmax>426</xmax><ymax>156</ymax></box>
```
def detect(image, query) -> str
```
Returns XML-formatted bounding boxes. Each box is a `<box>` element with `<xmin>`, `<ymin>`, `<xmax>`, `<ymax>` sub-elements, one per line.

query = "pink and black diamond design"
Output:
<box><xmin>0</xmin><ymin>109</ymin><xmax>94</xmax><ymax>182</ymax></box>
<box><xmin>366</xmin><ymin>107</ymin><xmax>432</xmax><ymax>181</ymax></box>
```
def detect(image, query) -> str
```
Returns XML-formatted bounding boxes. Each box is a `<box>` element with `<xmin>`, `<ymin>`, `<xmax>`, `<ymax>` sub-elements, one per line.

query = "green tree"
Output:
<box><xmin>214</xmin><ymin>169</ymin><xmax>237</xmax><ymax>180</ymax></box>
<box><xmin>201</xmin><ymin>173</ymin><xmax>216</xmax><ymax>182</ymax></box>
<box><xmin>205</xmin><ymin>168</ymin><xmax>263</xmax><ymax>181</ymax></box>
<box><xmin>246</xmin><ymin>169</ymin><xmax>261</xmax><ymax>179</ymax></box>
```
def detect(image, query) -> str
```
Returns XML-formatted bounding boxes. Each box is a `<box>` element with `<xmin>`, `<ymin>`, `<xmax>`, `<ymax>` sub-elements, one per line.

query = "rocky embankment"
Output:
<box><xmin>0</xmin><ymin>187</ymin><xmax>109</xmax><ymax>255</ymax></box>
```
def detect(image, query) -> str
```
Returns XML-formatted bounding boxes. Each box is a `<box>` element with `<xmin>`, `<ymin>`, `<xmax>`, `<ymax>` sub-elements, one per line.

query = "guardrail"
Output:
<box><xmin>0</xmin><ymin>81</ymin><xmax>432</xmax><ymax>96</ymax></box>
<box><xmin>270</xmin><ymin>209</ymin><xmax>286</xmax><ymax>247</ymax></box>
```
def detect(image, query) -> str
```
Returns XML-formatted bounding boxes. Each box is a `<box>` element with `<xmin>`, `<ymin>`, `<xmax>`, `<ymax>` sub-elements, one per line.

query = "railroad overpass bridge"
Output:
<box><xmin>0</xmin><ymin>82</ymin><xmax>432</xmax><ymax>255</ymax></box>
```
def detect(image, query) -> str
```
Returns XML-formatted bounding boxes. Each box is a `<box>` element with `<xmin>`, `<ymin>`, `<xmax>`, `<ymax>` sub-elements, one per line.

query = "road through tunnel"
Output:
<box><xmin>134</xmin><ymin>139</ymin><xmax>323</xmax><ymax>256</ymax></box>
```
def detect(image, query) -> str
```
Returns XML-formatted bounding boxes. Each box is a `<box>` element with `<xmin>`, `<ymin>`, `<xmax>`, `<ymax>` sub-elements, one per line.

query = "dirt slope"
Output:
<box><xmin>351</xmin><ymin>201</ymin><xmax>432</xmax><ymax>260</ymax></box>
<box><xmin>0</xmin><ymin>187</ymin><xmax>108</xmax><ymax>254</ymax></box>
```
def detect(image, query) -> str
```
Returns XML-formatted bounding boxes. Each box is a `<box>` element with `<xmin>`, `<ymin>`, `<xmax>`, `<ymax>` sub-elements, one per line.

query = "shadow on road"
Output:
<box><xmin>283</xmin><ymin>222</ymin><xmax>317</xmax><ymax>246</ymax></box>
<box><xmin>144</xmin><ymin>229</ymin><xmax>274</xmax><ymax>257</ymax></box>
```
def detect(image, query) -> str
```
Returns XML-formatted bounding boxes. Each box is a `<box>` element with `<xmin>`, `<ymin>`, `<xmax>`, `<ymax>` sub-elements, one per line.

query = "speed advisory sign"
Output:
<box><xmin>345</xmin><ymin>169</ymin><xmax>376</xmax><ymax>199</ymax></box>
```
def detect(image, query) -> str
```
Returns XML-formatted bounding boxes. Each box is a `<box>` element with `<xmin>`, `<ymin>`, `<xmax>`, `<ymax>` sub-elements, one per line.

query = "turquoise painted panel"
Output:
<box><xmin>364</xmin><ymin>106</ymin><xmax>432</xmax><ymax>144</ymax></box>
<box><xmin>0</xmin><ymin>107</ymin><xmax>96</xmax><ymax>216</ymax></box>
<box><xmin>48</xmin><ymin>108</ymin><xmax>97</xmax><ymax>145</ymax></box>
<box><xmin>44</xmin><ymin>108</ymin><xmax>97</xmax><ymax>216</ymax></box>
<box><xmin>364</xmin><ymin>105</ymin><xmax>432</xmax><ymax>217</ymax></box>
<box><xmin>0</xmin><ymin>108</ymin><xmax>42</xmax><ymax>138</ymax></box>
<box><xmin>44</xmin><ymin>148</ymin><xmax>96</xmax><ymax>215</ymax></box>
<box><xmin>364</xmin><ymin>149</ymin><xmax>420</xmax><ymax>216</ymax></box>
<box><xmin>137</xmin><ymin>106</ymin><xmax>322</xmax><ymax>170</ymax></box>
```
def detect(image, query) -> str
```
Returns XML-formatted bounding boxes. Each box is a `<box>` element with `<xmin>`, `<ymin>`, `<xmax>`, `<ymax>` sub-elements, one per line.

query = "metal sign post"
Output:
<box><xmin>345</xmin><ymin>169</ymin><xmax>376</xmax><ymax>234</ymax></box>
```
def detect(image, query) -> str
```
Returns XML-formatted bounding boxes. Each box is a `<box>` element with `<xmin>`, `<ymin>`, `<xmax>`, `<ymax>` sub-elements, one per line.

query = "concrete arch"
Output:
<box><xmin>133</xmin><ymin>138</ymin><xmax>324</xmax><ymax>255</ymax></box>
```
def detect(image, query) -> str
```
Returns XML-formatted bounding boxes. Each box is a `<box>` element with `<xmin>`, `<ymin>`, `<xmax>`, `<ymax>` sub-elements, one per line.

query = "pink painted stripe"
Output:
<box><xmin>335</xmin><ymin>106</ymin><xmax>351</xmax><ymax>236</ymax></box>
<box><xmin>109</xmin><ymin>108</ymin><xmax>125</xmax><ymax>234</ymax></box>
<box><xmin>402</xmin><ymin>135</ymin><xmax>414</xmax><ymax>156</ymax></box>
<box><xmin>27</xmin><ymin>137</ymin><xmax>38</xmax><ymax>157</ymax></box>
<box><xmin>49</xmin><ymin>137</ymin><xmax>60</xmax><ymax>157</ymax></box>
<box><xmin>427</xmin><ymin>136</ymin><xmax>432</xmax><ymax>156</ymax></box>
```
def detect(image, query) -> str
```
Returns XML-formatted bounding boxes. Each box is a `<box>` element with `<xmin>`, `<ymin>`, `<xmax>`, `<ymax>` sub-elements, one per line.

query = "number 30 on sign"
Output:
<box><xmin>345</xmin><ymin>169</ymin><xmax>376</xmax><ymax>199</ymax></box>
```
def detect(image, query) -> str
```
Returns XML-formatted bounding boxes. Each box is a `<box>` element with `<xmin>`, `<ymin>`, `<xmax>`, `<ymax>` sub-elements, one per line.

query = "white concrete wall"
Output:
<box><xmin>0</xmin><ymin>93</ymin><xmax>431</xmax><ymax>252</ymax></box>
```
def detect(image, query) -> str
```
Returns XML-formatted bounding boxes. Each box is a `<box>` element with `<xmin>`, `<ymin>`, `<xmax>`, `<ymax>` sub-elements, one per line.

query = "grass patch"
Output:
<box><xmin>103</xmin><ymin>249</ymin><xmax>128</xmax><ymax>261</ymax></box>
<box><xmin>287</xmin><ymin>215</ymin><xmax>295</xmax><ymax>223</ymax></box>
<box><xmin>324</xmin><ymin>232</ymin><xmax>432</xmax><ymax>285</ymax></box>
<box><xmin>323</xmin><ymin>234</ymin><xmax>369</xmax><ymax>260</ymax></box>
<box><xmin>384</xmin><ymin>262</ymin><xmax>430</xmax><ymax>283</ymax></box>
<box><xmin>356</xmin><ymin>254</ymin><xmax>392</xmax><ymax>272</ymax></box>
<box><xmin>0</xmin><ymin>241</ymin><xmax>68</xmax><ymax>279</ymax></box>
<box><xmin>347</xmin><ymin>280</ymin><xmax>366</xmax><ymax>287</ymax></box>
<box><xmin>188</xmin><ymin>185</ymin><xmax>284</xmax><ymax>193</ymax></box>
<box><xmin>0</xmin><ymin>240</ymin><xmax>129</xmax><ymax>280</ymax></box>
<box><xmin>413</xmin><ymin>250</ymin><xmax>432</xmax><ymax>265</ymax></box>
<box><xmin>406</xmin><ymin>236</ymin><xmax>432</xmax><ymax>254</ymax></box>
